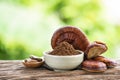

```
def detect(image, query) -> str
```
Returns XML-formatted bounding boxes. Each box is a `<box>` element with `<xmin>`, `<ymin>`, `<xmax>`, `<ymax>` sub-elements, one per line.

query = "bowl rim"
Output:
<box><xmin>43</xmin><ymin>50</ymin><xmax>84</xmax><ymax>57</ymax></box>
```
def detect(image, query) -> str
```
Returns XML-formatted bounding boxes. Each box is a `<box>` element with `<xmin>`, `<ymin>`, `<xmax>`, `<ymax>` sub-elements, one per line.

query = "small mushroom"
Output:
<box><xmin>85</xmin><ymin>41</ymin><xmax>107</xmax><ymax>59</ymax></box>
<box><xmin>82</xmin><ymin>60</ymin><xmax>107</xmax><ymax>72</ymax></box>
<box><xmin>22</xmin><ymin>56</ymin><xmax>44</xmax><ymax>68</ymax></box>
<box><xmin>29</xmin><ymin>55</ymin><xmax>42</xmax><ymax>62</ymax></box>
<box><xmin>93</xmin><ymin>56</ymin><xmax>117</xmax><ymax>68</ymax></box>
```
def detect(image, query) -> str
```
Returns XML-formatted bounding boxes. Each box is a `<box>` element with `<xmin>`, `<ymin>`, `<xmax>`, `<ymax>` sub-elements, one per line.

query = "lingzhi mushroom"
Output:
<box><xmin>51</xmin><ymin>26</ymin><xmax>117</xmax><ymax>72</ymax></box>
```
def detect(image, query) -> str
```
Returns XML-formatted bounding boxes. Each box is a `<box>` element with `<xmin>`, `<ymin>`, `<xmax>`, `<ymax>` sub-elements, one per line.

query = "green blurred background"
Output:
<box><xmin>0</xmin><ymin>0</ymin><xmax>120</xmax><ymax>60</ymax></box>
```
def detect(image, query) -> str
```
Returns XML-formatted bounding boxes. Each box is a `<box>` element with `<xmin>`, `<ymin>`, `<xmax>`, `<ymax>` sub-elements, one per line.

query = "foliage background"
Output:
<box><xmin>0</xmin><ymin>0</ymin><xmax>120</xmax><ymax>59</ymax></box>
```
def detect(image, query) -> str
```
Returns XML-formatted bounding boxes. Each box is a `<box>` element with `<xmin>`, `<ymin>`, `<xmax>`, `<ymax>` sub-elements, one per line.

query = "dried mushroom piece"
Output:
<box><xmin>85</xmin><ymin>41</ymin><xmax>108</xmax><ymax>59</ymax></box>
<box><xmin>51</xmin><ymin>26</ymin><xmax>90</xmax><ymax>52</ymax></box>
<box><xmin>29</xmin><ymin>55</ymin><xmax>42</xmax><ymax>62</ymax></box>
<box><xmin>82</xmin><ymin>60</ymin><xmax>107</xmax><ymax>72</ymax></box>
<box><xmin>93</xmin><ymin>56</ymin><xmax>117</xmax><ymax>68</ymax></box>
<box><xmin>22</xmin><ymin>56</ymin><xmax>44</xmax><ymax>68</ymax></box>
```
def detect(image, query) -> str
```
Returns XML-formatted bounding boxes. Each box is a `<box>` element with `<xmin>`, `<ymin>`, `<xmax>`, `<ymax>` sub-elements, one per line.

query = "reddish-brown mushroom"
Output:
<box><xmin>51</xmin><ymin>26</ymin><xmax>90</xmax><ymax>52</ymax></box>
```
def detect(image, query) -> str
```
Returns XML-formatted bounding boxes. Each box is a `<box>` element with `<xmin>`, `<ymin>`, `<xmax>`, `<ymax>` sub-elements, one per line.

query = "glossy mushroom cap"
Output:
<box><xmin>93</xmin><ymin>56</ymin><xmax>117</xmax><ymax>68</ymax></box>
<box><xmin>82</xmin><ymin>60</ymin><xmax>107</xmax><ymax>72</ymax></box>
<box><xmin>51</xmin><ymin>26</ymin><xmax>90</xmax><ymax>52</ymax></box>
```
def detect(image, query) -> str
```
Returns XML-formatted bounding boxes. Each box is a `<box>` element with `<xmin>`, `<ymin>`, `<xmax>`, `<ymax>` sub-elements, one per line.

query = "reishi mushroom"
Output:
<box><xmin>22</xmin><ymin>55</ymin><xmax>44</xmax><ymax>68</ymax></box>
<box><xmin>93</xmin><ymin>56</ymin><xmax>117</xmax><ymax>68</ymax></box>
<box><xmin>51</xmin><ymin>26</ymin><xmax>90</xmax><ymax>52</ymax></box>
<box><xmin>51</xmin><ymin>26</ymin><xmax>117</xmax><ymax>72</ymax></box>
<box><xmin>82</xmin><ymin>60</ymin><xmax>107</xmax><ymax>72</ymax></box>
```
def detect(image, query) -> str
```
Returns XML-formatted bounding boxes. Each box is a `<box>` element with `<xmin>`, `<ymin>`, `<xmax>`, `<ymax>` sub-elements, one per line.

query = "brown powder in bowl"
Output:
<box><xmin>50</xmin><ymin>41</ymin><xmax>80</xmax><ymax>56</ymax></box>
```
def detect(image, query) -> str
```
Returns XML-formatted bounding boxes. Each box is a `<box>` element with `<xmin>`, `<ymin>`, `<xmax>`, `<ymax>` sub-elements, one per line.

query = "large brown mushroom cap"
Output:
<box><xmin>51</xmin><ymin>26</ymin><xmax>90</xmax><ymax>52</ymax></box>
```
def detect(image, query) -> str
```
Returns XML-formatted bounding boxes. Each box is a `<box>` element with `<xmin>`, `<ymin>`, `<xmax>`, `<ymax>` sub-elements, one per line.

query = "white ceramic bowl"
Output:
<box><xmin>43</xmin><ymin>50</ymin><xmax>84</xmax><ymax>71</ymax></box>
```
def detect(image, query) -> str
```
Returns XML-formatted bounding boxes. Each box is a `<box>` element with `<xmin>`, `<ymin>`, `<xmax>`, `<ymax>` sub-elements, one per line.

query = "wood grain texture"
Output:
<box><xmin>0</xmin><ymin>60</ymin><xmax>120</xmax><ymax>80</ymax></box>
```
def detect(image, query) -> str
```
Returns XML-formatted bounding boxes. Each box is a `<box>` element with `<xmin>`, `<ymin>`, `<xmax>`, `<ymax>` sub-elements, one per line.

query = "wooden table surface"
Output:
<box><xmin>0</xmin><ymin>60</ymin><xmax>120</xmax><ymax>80</ymax></box>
